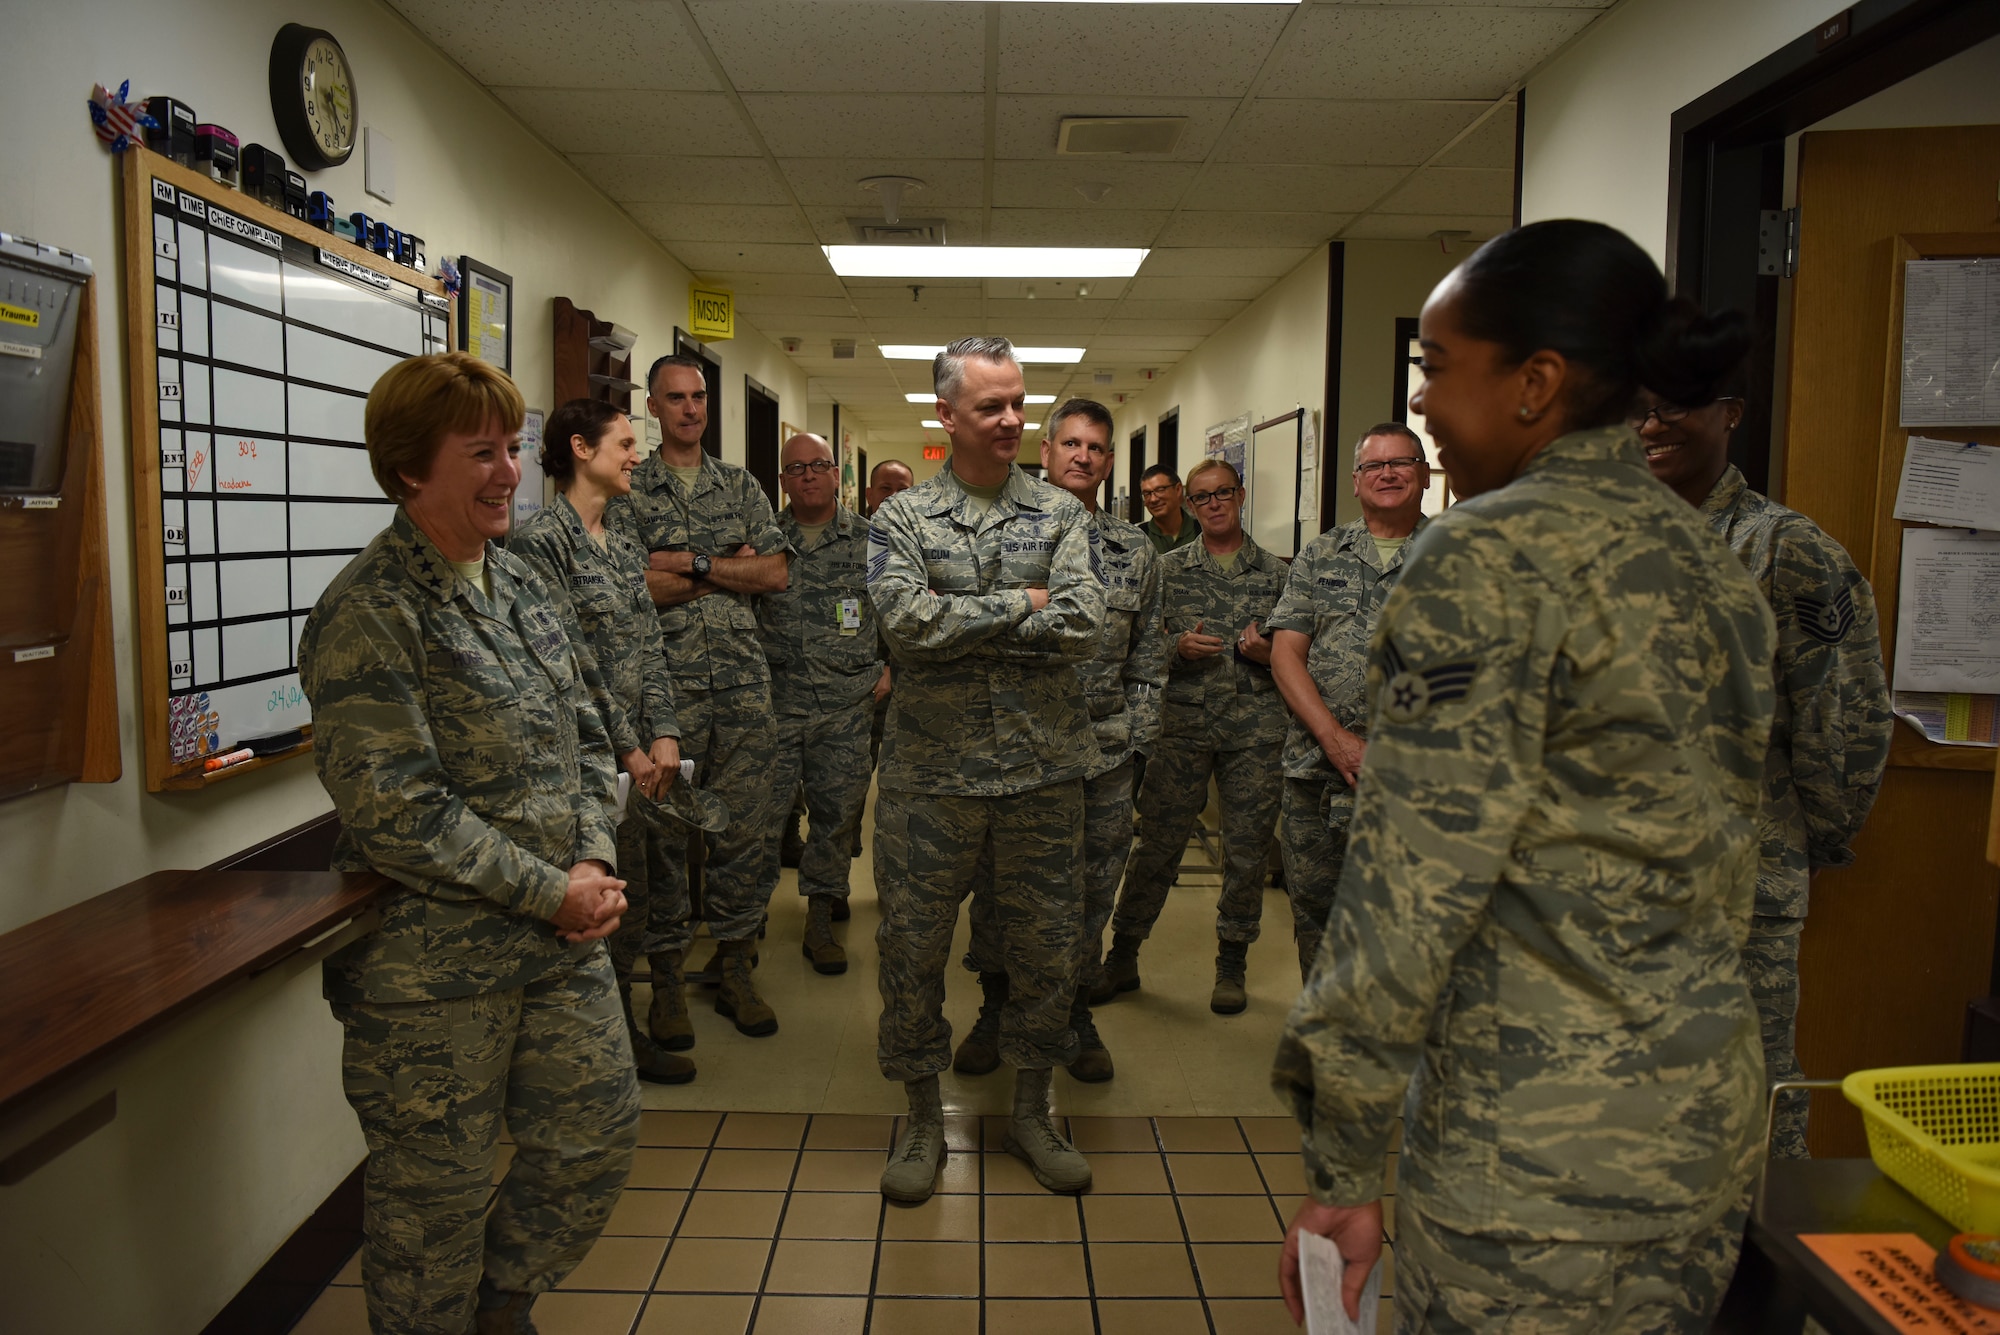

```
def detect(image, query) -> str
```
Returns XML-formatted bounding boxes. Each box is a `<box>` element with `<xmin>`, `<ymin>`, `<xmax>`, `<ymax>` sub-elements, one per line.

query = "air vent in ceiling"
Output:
<box><xmin>1057</xmin><ymin>117</ymin><xmax>1188</xmax><ymax>157</ymax></box>
<box><xmin>848</xmin><ymin>218</ymin><xmax>948</xmax><ymax>245</ymax></box>
<box><xmin>832</xmin><ymin>339</ymin><xmax>856</xmax><ymax>360</ymax></box>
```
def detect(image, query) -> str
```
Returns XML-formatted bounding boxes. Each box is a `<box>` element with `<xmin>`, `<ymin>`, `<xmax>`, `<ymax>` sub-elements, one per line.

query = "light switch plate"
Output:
<box><xmin>364</xmin><ymin>126</ymin><xmax>396</xmax><ymax>205</ymax></box>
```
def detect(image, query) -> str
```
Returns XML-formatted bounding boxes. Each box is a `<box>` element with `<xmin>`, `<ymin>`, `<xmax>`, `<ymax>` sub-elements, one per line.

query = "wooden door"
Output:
<box><xmin>1785</xmin><ymin>125</ymin><xmax>2000</xmax><ymax>1155</ymax></box>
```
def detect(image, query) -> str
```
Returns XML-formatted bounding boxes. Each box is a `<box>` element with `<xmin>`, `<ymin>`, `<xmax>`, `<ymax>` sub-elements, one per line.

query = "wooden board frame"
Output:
<box><xmin>119</xmin><ymin>146</ymin><xmax>448</xmax><ymax>792</ymax></box>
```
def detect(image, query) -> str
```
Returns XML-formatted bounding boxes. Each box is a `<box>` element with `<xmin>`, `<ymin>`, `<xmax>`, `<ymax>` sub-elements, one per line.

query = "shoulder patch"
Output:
<box><xmin>1793</xmin><ymin>586</ymin><xmax>1857</xmax><ymax>646</ymax></box>
<box><xmin>1379</xmin><ymin>636</ymin><xmax>1478</xmax><ymax>724</ymax></box>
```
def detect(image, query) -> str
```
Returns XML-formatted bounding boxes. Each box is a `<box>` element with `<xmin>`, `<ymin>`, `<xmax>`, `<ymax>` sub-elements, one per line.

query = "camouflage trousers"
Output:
<box><xmin>875</xmin><ymin>780</ymin><xmax>1086</xmax><ymax>1079</ymax></box>
<box><xmin>964</xmin><ymin>760</ymin><xmax>1137</xmax><ymax>982</ymax></box>
<box><xmin>1745</xmin><ymin>914</ymin><xmax>1808</xmax><ymax>1160</ymax></box>
<box><xmin>761</xmin><ymin>693</ymin><xmax>874</xmax><ymax>901</ymax></box>
<box><xmin>1277</xmin><ymin>775</ymin><xmax>1355</xmax><ymax>945</ymax></box>
<box><xmin>1113</xmin><ymin>739</ymin><xmax>1282</xmax><ymax>944</ymax></box>
<box><xmin>331</xmin><ymin>949</ymin><xmax>641</xmax><ymax>1335</ymax></box>
<box><xmin>609</xmin><ymin>810</ymin><xmax>682</xmax><ymax>977</ymax></box>
<box><xmin>1394</xmin><ymin>1190</ymin><xmax>1750</xmax><ymax>1334</ymax></box>
<box><xmin>660</xmin><ymin>680</ymin><xmax>781</xmax><ymax>943</ymax></box>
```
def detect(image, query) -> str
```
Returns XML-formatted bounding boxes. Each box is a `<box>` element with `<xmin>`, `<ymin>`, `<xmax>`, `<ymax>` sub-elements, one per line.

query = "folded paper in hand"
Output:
<box><xmin>1300</xmin><ymin>1231</ymin><xmax>1382</xmax><ymax>1335</ymax></box>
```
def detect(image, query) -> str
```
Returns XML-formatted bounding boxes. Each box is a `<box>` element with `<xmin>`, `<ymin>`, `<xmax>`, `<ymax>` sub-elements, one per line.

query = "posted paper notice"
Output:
<box><xmin>1895</xmin><ymin>529</ymin><xmax>2000</xmax><ymax>693</ymax></box>
<box><xmin>1895</xmin><ymin>436</ymin><xmax>2000</xmax><ymax>530</ymax></box>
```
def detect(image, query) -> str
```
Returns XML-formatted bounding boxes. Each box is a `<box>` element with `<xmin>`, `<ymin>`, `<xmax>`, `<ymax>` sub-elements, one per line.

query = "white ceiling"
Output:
<box><xmin>391</xmin><ymin>0</ymin><xmax>1615</xmax><ymax>448</ymax></box>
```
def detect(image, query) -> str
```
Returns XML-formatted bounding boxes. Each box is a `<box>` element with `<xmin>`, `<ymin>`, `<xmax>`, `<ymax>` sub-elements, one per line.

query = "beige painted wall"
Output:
<box><xmin>0</xmin><ymin>0</ymin><xmax>803</xmax><ymax>1329</ymax></box>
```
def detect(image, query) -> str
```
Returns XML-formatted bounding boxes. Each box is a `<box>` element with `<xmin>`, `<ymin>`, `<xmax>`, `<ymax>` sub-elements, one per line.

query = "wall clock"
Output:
<box><xmin>269</xmin><ymin>23</ymin><xmax>357</xmax><ymax>172</ymax></box>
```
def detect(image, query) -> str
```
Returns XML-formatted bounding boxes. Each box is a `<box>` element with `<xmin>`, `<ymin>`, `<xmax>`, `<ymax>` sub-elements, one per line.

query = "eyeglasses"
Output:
<box><xmin>1354</xmin><ymin>456</ymin><xmax>1424</xmax><ymax>477</ymax></box>
<box><xmin>1627</xmin><ymin>396</ymin><xmax>1740</xmax><ymax>428</ymax></box>
<box><xmin>1188</xmin><ymin>486</ymin><xmax>1240</xmax><ymax>507</ymax></box>
<box><xmin>1139</xmin><ymin>486</ymin><xmax>1177</xmax><ymax>500</ymax></box>
<box><xmin>781</xmin><ymin>460</ymin><xmax>837</xmax><ymax>477</ymax></box>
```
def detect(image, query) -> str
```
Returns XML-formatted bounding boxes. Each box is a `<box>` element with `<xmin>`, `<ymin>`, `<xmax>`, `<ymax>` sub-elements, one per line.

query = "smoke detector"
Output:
<box><xmin>780</xmin><ymin>337</ymin><xmax>802</xmax><ymax>354</ymax></box>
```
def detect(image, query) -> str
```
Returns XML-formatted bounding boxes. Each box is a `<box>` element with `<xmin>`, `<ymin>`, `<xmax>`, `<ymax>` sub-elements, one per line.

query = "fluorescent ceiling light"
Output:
<box><xmin>881</xmin><ymin>344</ymin><xmax>1086</xmax><ymax>364</ymax></box>
<box><xmin>922</xmin><ymin>420</ymin><xmax>944</xmax><ymax>429</ymax></box>
<box><xmin>827</xmin><ymin>246</ymin><xmax>1146</xmax><ymax>279</ymax></box>
<box><xmin>906</xmin><ymin>392</ymin><xmax>1058</xmax><ymax>404</ymax></box>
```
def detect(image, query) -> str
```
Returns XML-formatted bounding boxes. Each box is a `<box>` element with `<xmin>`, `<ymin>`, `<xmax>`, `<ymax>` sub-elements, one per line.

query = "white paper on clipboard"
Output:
<box><xmin>1895</xmin><ymin>528</ymin><xmax>2000</xmax><ymax>693</ymax></box>
<box><xmin>1894</xmin><ymin>436</ymin><xmax>2000</xmax><ymax>530</ymax></box>
<box><xmin>1299</xmin><ymin>1231</ymin><xmax>1383</xmax><ymax>1335</ymax></box>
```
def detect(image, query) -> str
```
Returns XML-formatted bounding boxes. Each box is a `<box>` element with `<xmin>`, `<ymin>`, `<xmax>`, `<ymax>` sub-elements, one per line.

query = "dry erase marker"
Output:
<box><xmin>204</xmin><ymin>747</ymin><xmax>254</xmax><ymax>772</ymax></box>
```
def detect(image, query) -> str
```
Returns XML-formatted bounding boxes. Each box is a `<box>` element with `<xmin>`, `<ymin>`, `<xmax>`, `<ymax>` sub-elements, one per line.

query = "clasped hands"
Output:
<box><xmin>621</xmin><ymin>736</ymin><xmax>683</xmax><ymax>802</ymax></box>
<box><xmin>1178</xmin><ymin>618</ymin><xmax>1271</xmax><ymax>665</ymax></box>
<box><xmin>552</xmin><ymin>860</ymin><xmax>627</xmax><ymax>943</ymax></box>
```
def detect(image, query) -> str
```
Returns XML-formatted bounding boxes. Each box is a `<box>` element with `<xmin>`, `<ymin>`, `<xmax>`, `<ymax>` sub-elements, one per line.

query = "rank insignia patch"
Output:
<box><xmin>1380</xmin><ymin>636</ymin><xmax>1478</xmax><ymax>723</ymax></box>
<box><xmin>1794</xmin><ymin>586</ymin><xmax>1856</xmax><ymax>646</ymax></box>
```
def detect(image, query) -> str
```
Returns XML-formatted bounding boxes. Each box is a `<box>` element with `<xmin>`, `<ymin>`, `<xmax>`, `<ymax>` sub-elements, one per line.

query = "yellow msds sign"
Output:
<box><xmin>689</xmin><ymin>286</ymin><xmax>734</xmax><ymax>341</ymax></box>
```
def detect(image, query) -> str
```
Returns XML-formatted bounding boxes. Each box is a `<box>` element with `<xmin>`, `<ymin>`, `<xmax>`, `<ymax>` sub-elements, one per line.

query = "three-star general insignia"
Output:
<box><xmin>1794</xmin><ymin>586</ymin><xmax>1856</xmax><ymax>646</ymax></box>
<box><xmin>1380</xmin><ymin>636</ymin><xmax>1479</xmax><ymax>724</ymax></box>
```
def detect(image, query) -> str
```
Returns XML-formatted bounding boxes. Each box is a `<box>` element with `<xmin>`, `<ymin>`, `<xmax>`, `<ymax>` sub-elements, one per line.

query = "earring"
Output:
<box><xmin>1517</xmin><ymin>405</ymin><xmax>1532</xmax><ymax>421</ymax></box>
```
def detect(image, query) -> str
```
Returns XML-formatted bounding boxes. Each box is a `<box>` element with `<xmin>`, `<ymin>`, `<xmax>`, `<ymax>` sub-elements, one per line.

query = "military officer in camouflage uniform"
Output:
<box><xmin>1267</xmin><ymin>425</ymin><xmax>1430</xmax><ymax>979</ymax></box>
<box><xmin>1098</xmin><ymin>457</ymin><xmax>1288</xmax><ymax>1016</ymax></box>
<box><xmin>1139</xmin><ymin>463</ymin><xmax>1200</xmax><ymax>555</ymax></box>
<box><xmin>1641</xmin><ymin>385</ymin><xmax>1892</xmax><ymax>1161</ymax></box>
<box><xmin>511</xmin><ymin>398</ymin><xmax>694</xmax><ymax>1085</ymax></box>
<box><xmin>952</xmin><ymin>398</ymin><xmax>1166</xmax><ymax>1084</ymax></box>
<box><xmin>300</xmin><ymin>353</ymin><xmax>639</xmax><ymax>1335</ymax></box>
<box><xmin>755</xmin><ymin>432</ymin><xmax>886</xmax><ymax>976</ymax></box>
<box><xmin>609</xmin><ymin>355</ymin><xmax>790</xmax><ymax>1041</ymax></box>
<box><xmin>869</xmin><ymin>337</ymin><xmax>1104</xmax><ymax>1203</ymax></box>
<box><xmin>1276</xmin><ymin>222</ymin><xmax>1775</xmax><ymax>1333</ymax></box>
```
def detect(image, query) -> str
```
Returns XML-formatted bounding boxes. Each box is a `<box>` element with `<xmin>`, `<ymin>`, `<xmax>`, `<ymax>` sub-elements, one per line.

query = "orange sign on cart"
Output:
<box><xmin>1800</xmin><ymin>1233</ymin><xmax>2000</xmax><ymax>1333</ymax></box>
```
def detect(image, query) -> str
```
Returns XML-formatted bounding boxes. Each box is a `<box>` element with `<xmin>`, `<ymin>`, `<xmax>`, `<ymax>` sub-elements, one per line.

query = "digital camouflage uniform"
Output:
<box><xmin>299</xmin><ymin>510</ymin><xmax>639</xmax><ymax>1335</ymax></box>
<box><xmin>1271</xmin><ymin>428</ymin><xmax>1777</xmax><ymax>1333</ymax></box>
<box><xmin>868</xmin><ymin>461</ymin><xmax>1104</xmax><ymax>1077</ymax></box>
<box><xmin>1112</xmin><ymin>532</ymin><xmax>1288</xmax><ymax>945</ymax></box>
<box><xmin>966</xmin><ymin>509</ymin><xmax>1167</xmax><ymax>985</ymax></box>
<box><xmin>608</xmin><ymin>450</ymin><xmax>789</xmax><ymax>942</ymax></box>
<box><xmin>1700</xmin><ymin>465</ymin><xmax>1892</xmax><ymax>1160</ymax></box>
<box><xmin>1265</xmin><ymin>515</ymin><xmax>1424</xmax><ymax>960</ymax></box>
<box><xmin>756</xmin><ymin>504</ymin><xmax>883</xmax><ymax>902</ymax></box>
<box><xmin>511</xmin><ymin>493</ymin><xmax>684</xmax><ymax>975</ymax></box>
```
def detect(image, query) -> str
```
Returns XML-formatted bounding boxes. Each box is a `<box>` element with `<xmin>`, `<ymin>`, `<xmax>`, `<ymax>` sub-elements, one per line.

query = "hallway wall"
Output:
<box><xmin>0</xmin><ymin>0</ymin><xmax>802</xmax><ymax>1329</ymax></box>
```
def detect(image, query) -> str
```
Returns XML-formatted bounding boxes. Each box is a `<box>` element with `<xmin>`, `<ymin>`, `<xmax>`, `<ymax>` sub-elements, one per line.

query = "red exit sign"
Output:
<box><xmin>922</xmin><ymin>445</ymin><xmax>946</xmax><ymax>461</ymax></box>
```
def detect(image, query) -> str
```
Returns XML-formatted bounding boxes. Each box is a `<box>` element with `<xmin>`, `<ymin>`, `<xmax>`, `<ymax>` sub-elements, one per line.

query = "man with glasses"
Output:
<box><xmin>1098</xmin><ymin>458</ymin><xmax>1289</xmax><ymax>1016</ymax></box>
<box><xmin>1638</xmin><ymin>384</ymin><xmax>1891</xmax><ymax>1160</ymax></box>
<box><xmin>609</xmin><ymin>355</ymin><xmax>791</xmax><ymax>1045</ymax></box>
<box><xmin>1139</xmin><ymin>463</ymin><xmax>1199</xmax><ymax>555</ymax></box>
<box><xmin>755</xmin><ymin>433</ymin><xmax>885</xmax><ymax>977</ymax></box>
<box><xmin>1267</xmin><ymin>425</ymin><xmax>1431</xmax><ymax>981</ymax></box>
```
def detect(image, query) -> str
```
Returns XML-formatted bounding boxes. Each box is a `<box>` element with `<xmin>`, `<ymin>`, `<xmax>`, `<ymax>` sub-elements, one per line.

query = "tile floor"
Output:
<box><xmin>294</xmin><ymin>787</ymin><xmax>1404</xmax><ymax>1332</ymax></box>
<box><xmin>299</xmin><ymin>1110</ymin><xmax>1400</xmax><ymax>1335</ymax></box>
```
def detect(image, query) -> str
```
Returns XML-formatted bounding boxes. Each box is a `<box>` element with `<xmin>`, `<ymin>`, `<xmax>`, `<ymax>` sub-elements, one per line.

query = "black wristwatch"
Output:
<box><xmin>690</xmin><ymin>553</ymin><xmax>712</xmax><ymax>579</ymax></box>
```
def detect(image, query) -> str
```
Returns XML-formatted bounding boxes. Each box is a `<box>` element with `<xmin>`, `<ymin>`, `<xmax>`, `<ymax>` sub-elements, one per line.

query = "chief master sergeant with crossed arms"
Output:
<box><xmin>867</xmin><ymin>336</ymin><xmax>1104</xmax><ymax>1204</ymax></box>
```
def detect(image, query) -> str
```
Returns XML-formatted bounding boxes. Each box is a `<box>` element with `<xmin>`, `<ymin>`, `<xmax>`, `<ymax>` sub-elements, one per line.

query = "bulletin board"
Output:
<box><xmin>121</xmin><ymin>147</ymin><xmax>450</xmax><ymax>790</ymax></box>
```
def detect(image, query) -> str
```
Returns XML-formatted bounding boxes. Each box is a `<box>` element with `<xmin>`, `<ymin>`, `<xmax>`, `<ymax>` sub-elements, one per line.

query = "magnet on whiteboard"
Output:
<box><xmin>13</xmin><ymin>645</ymin><xmax>55</xmax><ymax>663</ymax></box>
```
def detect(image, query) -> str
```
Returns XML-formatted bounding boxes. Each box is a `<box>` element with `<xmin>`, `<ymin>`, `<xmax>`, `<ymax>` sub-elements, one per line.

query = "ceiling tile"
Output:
<box><xmin>850</xmin><ymin>293</ymin><xmax>987</xmax><ymax>319</ymax></box>
<box><xmin>567</xmin><ymin>155</ymin><xmax>788</xmax><ymax>206</ymax></box>
<box><xmin>1123</xmin><ymin>275</ymin><xmax>1273</xmax><ymax>302</ymax></box>
<box><xmin>1340</xmin><ymin>212</ymin><xmax>1511</xmax><ymax>243</ymax></box>
<box><xmin>733</xmin><ymin>295</ymin><xmax>857</xmax><ymax>319</ymax></box>
<box><xmin>997</xmin><ymin>4</ymin><xmax>1293</xmax><ymax>97</ymax></box>
<box><xmin>984</xmin><ymin>277</ymin><xmax>1128</xmax><ymax>300</ymax></box>
<box><xmin>780</xmin><ymin>159</ymin><xmax>986</xmax><ymax>208</ymax></box>
<box><xmin>1086</xmin><ymin>333</ymin><xmax>1210</xmax><ymax>352</ymax></box>
<box><xmin>1259</xmin><ymin>6</ymin><xmax>1598</xmax><ymax>100</ymax></box>
<box><xmin>1220</xmin><ymin>100</ymin><xmax>1485</xmax><ymax>166</ymax></box>
<box><xmin>689</xmin><ymin>0</ymin><xmax>986</xmax><ymax>92</ymax></box>
<box><xmin>392</xmin><ymin>0</ymin><xmax>719</xmax><ymax>89</ymax></box>
<box><xmin>1111</xmin><ymin>298</ymin><xmax>1251</xmax><ymax>323</ymax></box>
<box><xmin>495</xmin><ymin>90</ymin><xmax>757</xmax><ymax>156</ymax></box>
<box><xmin>707</xmin><ymin>273</ymin><xmax>851</xmax><ymax>298</ymax></box>
<box><xmin>1096</xmin><ymin>317</ymin><xmax>1227</xmax><ymax>339</ymax></box>
<box><xmin>1182</xmin><ymin>163</ymin><xmax>1407</xmax><ymax>214</ymax></box>
<box><xmin>805</xmin><ymin>206</ymin><xmax>987</xmax><ymax>245</ymax></box>
<box><xmin>1378</xmin><ymin>167</ymin><xmax>1514</xmax><ymax>216</ymax></box>
<box><xmin>1154</xmin><ymin>212</ymin><xmax>1348</xmax><ymax>247</ymax></box>
<box><xmin>1436</xmin><ymin>103</ymin><xmax>1518</xmax><ymax>168</ymax></box>
<box><xmin>846</xmin><ymin>276</ymin><xmax>982</xmax><ymax>291</ymax></box>
<box><xmin>629</xmin><ymin>203</ymin><xmax>817</xmax><ymax>245</ymax></box>
<box><xmin>985</xmin><ymin>209</ymin><xmax>1169</xmax><ymax>246</ymax></box>
<box><xmin>1138</xmin><ymin>247</ymin><xmax>1317</xmax><ymax>277</ymax></box>
<box><xmin>995</xmin><ymin>96</ymin><xmax>1238</xmax><ymax>161</ymax></box>
<box><xmin>672</xmin><ymin>240</ymin><xmax>837</xmax><ymax>274</ymax></box>
<box><xmin>743</xmin><ymin>94</ymin><xmax>986</xmax><ymax>158</ymax></box>
<box><xmin>991</xmin><ymin>161</ymin><xmax>1201</xmax><ymax>212</ymax></box>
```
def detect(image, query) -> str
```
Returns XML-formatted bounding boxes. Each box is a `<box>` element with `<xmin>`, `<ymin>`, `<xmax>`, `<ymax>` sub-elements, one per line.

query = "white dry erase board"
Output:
<box><xmin>121</xmin><ymin>147</ymin><xmax>450</xmax><ymax>790</ymax></box>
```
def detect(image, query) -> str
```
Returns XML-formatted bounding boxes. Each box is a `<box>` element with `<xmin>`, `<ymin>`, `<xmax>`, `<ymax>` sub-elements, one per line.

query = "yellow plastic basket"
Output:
<box><xmin>1843</xmin><ymin>1063</ymin><xmax>2000</xmax><ymax>1233</ymax></box>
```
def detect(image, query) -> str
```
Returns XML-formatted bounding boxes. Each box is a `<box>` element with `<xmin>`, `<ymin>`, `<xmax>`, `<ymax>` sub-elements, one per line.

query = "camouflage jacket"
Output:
<box><xmin>510</xmin><ymin>492</ymin><xmax>680</xmax><ymax>756</ymax></box>
<box><xmin>1082</xmin><ymin>508</ymin><xmax>1168</xmax><ymax>778</ymax></box>
<box><xmin>607</xmin><ymin>449</ymin><xmax>790</xmax><ymax>693</ymax></box>
<box><xmin>299</xmin><ymin>509</ymin><xmax>620</xmax><ymax>1004</ymax></box>
<box><xmin>1272</xmin><ymin>427</ymin><xmax>1777</xmax><ymax>1242</ymax></box>
<box><xmin>1701</xmin><ymin>466</ymin><xmax>1892</xmax><ymax>919</ymax></box>
<box><xmin>1266</xmin><ymin>515</ymin><xmax>1427</xmax><ymax>780</ymax></box>
<box><xmin>1158</xmin><ymin>533</ymin><xmax>1290</xmax><ymax>751</ymax></box>
<box><xmin>867</xmin><ymin>461</ymin><xmax>1104</xmax><ymax>797</ymax></box>
<box><xmin>758</xmin><ymin>505</ymin><xmax>883</xmax><ymax>715</ymax></box>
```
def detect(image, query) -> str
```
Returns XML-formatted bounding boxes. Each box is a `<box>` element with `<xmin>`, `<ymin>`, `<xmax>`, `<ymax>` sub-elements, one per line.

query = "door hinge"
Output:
<box><xmin>1758</xmin><ymin>207</ymin><xmax>1799</xmax><ymax>279</ymax></box>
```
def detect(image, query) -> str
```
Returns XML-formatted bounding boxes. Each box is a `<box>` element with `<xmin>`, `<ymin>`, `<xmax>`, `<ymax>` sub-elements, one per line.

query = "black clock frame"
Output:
<box><xmin>269</xmin><ymin>22</ymin><xmax>354</xmax><ymax>172</ymax></box>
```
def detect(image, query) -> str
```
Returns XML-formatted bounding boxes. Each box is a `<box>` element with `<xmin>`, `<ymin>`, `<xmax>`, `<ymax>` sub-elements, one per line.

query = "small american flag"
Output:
<box><xmin>88</xmin><ymin>80</ymin><xmax>156</xmax><ymax>153</ymax></box>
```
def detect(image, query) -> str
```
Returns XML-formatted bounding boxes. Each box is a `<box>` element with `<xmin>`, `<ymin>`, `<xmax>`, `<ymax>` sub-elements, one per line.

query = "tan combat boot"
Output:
<box><xmin>1210</xmin><ymin>939</ymin><xmax>1249</xmax><ymax>1015</ymax></box>
<box><xmin>714</xmin><ymin>938</ymin><xmax>779</xmax><ymax>1037</ymax></box>
<box><xmin>474</xmin><ymin>1279</ymin><xmax>538</xmax><ymax>1334</ymax></box>
<box><xmin>802</xmin><ymin>895</ymin><xmax>847</xmax><ymax>975</ymax></box>
<box><xmin>622</xmin><ymin>980</ymin><xmax>696</xmax><ymax>1084</ymax></box>
<box><xmin>1066</xmin><ymin>995</ymin><xmax>1113</xmax><ymax>1084</ymax></box>
<box><xmin>1090</xmin><ymin>933</ymin><xmax>1142</xmax><ymax>1004</ymax></box>
<box><xmin>648</xmin><ymin>951</ymin><xmax>695</xmax><ymax>1051</ymax></box>
<box><xmin>1004</xmin><ymin>1067</ymin><xmax>1091</xmax><ymax>1193</ymax></box>
<box><xmin>951</xmin><ymin>971</ymin><xmax>1007</xmax><ymax>1075</ymax></box>
<box><xmin>881</xmin><ymin>1075</ymin><xmax>947</xmax><ymax>1203</ymax></box>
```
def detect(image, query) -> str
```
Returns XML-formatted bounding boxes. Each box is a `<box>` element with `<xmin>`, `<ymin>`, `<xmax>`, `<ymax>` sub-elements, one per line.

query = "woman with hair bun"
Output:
<box><xmin>1272</xmin><ymin>220</ymin><xmax>1778</xmax><ymax>1333</ymax></box>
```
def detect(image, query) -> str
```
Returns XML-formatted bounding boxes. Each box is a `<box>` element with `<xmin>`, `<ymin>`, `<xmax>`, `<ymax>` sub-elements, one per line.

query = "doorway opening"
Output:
<box><xmin>1127</xmin><ymin>427</ymin><xmax>1147</xmax><ymax>523</ymax></box>
<box><xmin>744</xmin><ymin>377</ymin><xmax>780</xmax><ymax>507</ymax></box>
